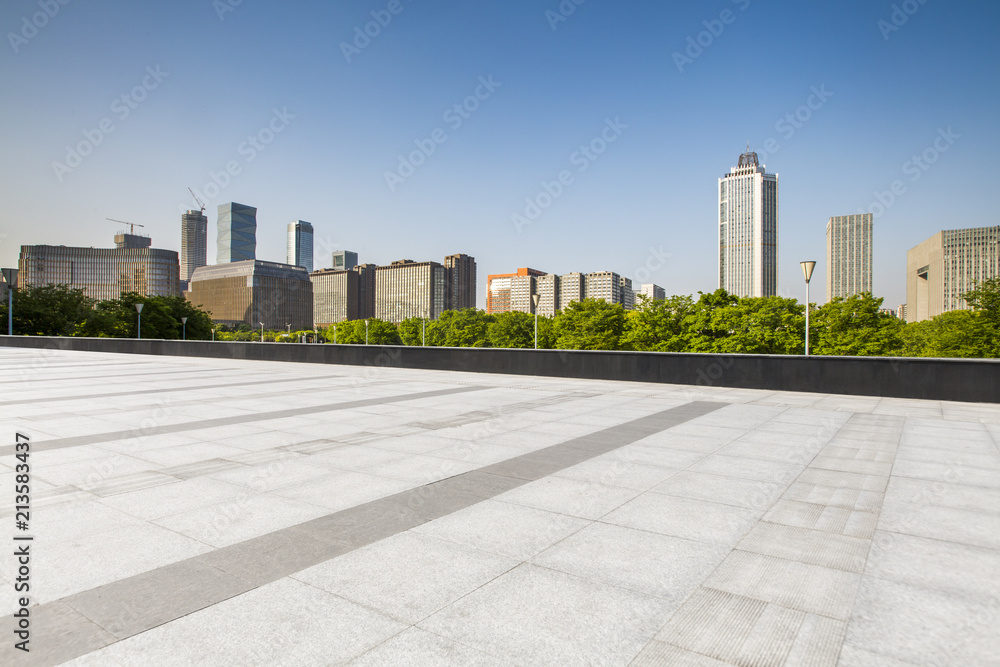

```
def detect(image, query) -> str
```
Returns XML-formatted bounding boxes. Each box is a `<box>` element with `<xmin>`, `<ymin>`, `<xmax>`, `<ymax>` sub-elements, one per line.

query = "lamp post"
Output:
<box><xmin>365</xmin><ymin>319</ymin><xmax>369</xmax><ymax>346</ymax></box>
<box><xmin>532</xmin><ymin>294</ymin><xmax>541</xmax><ymax>350</ymax></box>
<box><xmin>181</xmin><ymin>317</ymin><xmax>188</xmax><ymax>341</ymax></box>
<box><xmin>211</xmin><ymin>328</ymin><xmax>216</xmax><ymax>342</ymax></box>
<box><xmin>1</xmin><ymin>268</ymin><xmax>15</xmax><ymax>336</ymax></box>
<box><xmin>135</xmin><ymin>303</ymin><xmax>144</xmax><ymax>339</ymax></box>
<box><xmin>422</xmin><ymin>318</ymin><xmax>425</xmax><ymax>346</ymax></box>
<box><xmin>260</xmin><ymin>322</ymin><xmax>264</xmax><ymax>343</ymax></box>
<box><xmin>333</xmin><ymin>324</ymin><xmax>337</xmax><ymax>345</ymax></box>
<box><xmin>286</xmin><ymin>323</ymin><xmax>291</xmax><ymax>336</ymax></box>
<box><xmin>800</xmin><ymin>261</ymin><xmax>817</xmax><ymax>356</ymax></box>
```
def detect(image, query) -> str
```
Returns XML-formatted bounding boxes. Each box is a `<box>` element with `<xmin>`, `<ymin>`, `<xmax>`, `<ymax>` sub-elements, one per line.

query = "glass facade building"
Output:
<box><xmin>444</xmin><ymin>253</ymin><xmax>477</xmax><ymax>310</ymax></box>
<box><xmin>719</xmin><ymin>150</ymin><xmax>779</xmax><ymax>297</ymax></box>
<box><xmin>332</xmin><ymin>251</ymin><xmax>359</xmax><ymax>271</ymax></box>
<box><xmin>184</xmin><ymin>260</ymin><xmax>313</xmax><ymax>330</ymax></box>
<box><xmin>311</xmin><ymin>268</ymin><xmax>361</xmax><ymax>326</ymax></box>
<box><xmin>826</xmin><ymin>214</ymin><xmax>873</xmax><ymax>302</ymax></box>
<box><xmin>18</xmin><ymin>240</ymin><xmax>181</xmax><ymax>301</ymax></box>
<box><xmin>286</xmin><ymin>220</ymin><xmax>314</xmax><ymax>273</ymax></box>
<box><xmin>217</xmin><ymin>202</ymin><xmax>257</xmax><ymax>264</ymax></box>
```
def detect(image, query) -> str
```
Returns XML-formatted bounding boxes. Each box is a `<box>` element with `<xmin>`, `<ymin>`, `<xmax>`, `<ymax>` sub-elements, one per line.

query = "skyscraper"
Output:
<box><xmin>217</xmin><ymin>202</ymin><xmax>257</xmax><ymax>264</ymax></box>
<box><xmin>718</xmin><ymin>149</ymin><xmax>778</xmax><ymax>297</ymax></box>
<box><xmin>486</xmin><ymin>268</ymin><xmax>547</xmax><ymax>314</ymax></box>
<box><xmin>286</xmin><ymin>221</ymin><xmax>314</xmax><ymax>273</ymax></box>
<box><xmin>180</xmin><ymin>209</ymin><xmax>207</xmax><ymax>285</ymax></box>
<box><xmin>826</xmin><ymin>214</ymin><xmax>873</xmax><ymax>302</ymax></box>
<box><xmin>906</xmin><ymin>226</ymin><xmax>1000</xmax><ymax>322</ymax></box>
<box><xmin>185</xmin><ymin>260</ymin><xmax>312</xmax><ymax>330</ymax></box>
<box><xmin>444</xmin><ymin>253</ymin><xmax>477</xmax><ymax>310</ymax></box>
<box><xmin>638</xmin><ymin>284</ymin><xmax>666</xmax><ymax>301</ymax></box>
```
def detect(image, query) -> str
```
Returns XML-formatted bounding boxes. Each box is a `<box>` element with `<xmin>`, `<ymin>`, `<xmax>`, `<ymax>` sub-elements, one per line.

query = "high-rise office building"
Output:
<box><xmin>826</xmin><ymin>214</ymin><xmax>873</xmax><ymax>302</ymax></box>
<box><xmin>185</xmin><ymin>260</ymin><xmax>312</xmax><ymax>330</ymax></box>
<box><xmin>559</xmin><ymin>273</ymin><xmax>584</xmax><ymax>311</ymax></box>
<box><xmin>718</xmin><ymin>149</ymin><xmax>778</xmax><ymax>297</ymax></box>
<box><xmin>311</xmin><ymin>269</ymin><xmax>360</xmax><ymax>326</ymax></box>
<box><xmin>638</xmin><ymin>284</ymin><xmax>666</xmax><ymax>301</ymax></box>
<box><xmin>619</xmin><ymin>276</ymin><xmax>635</xmax><ymax>310</ymax></box>
<box><xmin>375</xmin><ymin>260</ymin><xmax>448</xmax><ymax>323</ymax></box>
<box><xmin>286</xmin><ymin>221</ymin><xmax>314</xmax><ymax>273</ymax></box>
<box><xmin>486</xmin><ymin>268</ymin><xmax>547</xmax><ymax>314</ymax></box>
<box><xmin>906</xmin><ymin>226</ymin><xmax>1000</xmax><ymax>322</ymax></box>
<box><xmin>217</xmin><ymin>202</ymin><xmax>257</xmax><ymax>264</ymax></box>
<box><xmin>18</xmin><ymin>235</ymin><xmax>180</xmax><ymax>301</ymax></box>
<box><xmin>444</xmin><ymin>253</ymin><xmax>477</xmax><ymax>310</ymax></box>
<box><xmin>332</xmin><ymin>251</ymin><xmax>359</xmax><ymax>271</ymax></box>
<box><xmin>310</xmin><ymin>262</ymin><xmax>377</xmax><ymax>326</ymax></box>
<box><xmin>536</xmin><ymin>274</ymin><xmax>560</xmax><ymax>317</ymax></box>
<box><xmin>355</xmin><ymin>263</ymin><xmax>377</xmax><ymax>319</ymax></box>
<box><xmin>180</xmin><ymin>210</ymin><xmax>208</xmax><ymax>286</ymax></box>
<box><xmin>586</xmin><ymin>271</ymin><xmax>622</xmax><ymax>305</ymax></box>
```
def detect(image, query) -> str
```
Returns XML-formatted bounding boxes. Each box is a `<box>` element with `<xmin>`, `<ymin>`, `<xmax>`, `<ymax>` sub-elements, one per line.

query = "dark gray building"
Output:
<box><xmin>185</xmin><ymin>260</ymin><xmax>312</xmax><ymax>330</ymax></box>
<box><xmin>181</xmin><ymin>209</ymin><xmax>208</xmax><ymax>286</ymax></box>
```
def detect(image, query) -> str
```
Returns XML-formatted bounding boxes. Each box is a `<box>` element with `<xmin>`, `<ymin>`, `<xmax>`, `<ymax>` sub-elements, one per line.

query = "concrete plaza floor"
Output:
<box><xmin>0</xmin><ymin>347</ymin><xmax>998</xmax><ymax>666</ymax></box>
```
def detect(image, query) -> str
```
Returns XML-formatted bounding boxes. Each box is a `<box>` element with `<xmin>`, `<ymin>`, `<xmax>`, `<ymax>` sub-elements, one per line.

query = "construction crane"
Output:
<box><xmin>188</xmin><ymin>188</ymin><xmax>206</xmax><ymax>213</ymax></box>
<box><xmin>106</xmin><ymin>218</ymin><xmax>146</xmax><ymax>235</ymax></box>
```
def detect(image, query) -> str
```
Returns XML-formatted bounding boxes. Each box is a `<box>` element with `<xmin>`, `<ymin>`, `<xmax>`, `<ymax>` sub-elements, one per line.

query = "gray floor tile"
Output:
<box><xmin>420</xmin><ymin>563</ymin><xmax>674</xmax><ymax>667</ymax></box>
<box><xmin>737</xmin><ymin>522</ymin><xmax>870</xmax><ymax>573</ymax></box>
<box><xmin>603</xmin><ymin>493</ymin><xmax>760</xmax><ymax>546</ymax></box>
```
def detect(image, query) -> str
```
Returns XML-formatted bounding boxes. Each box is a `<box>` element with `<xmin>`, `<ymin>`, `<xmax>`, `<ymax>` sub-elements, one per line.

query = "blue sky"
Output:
<box><xmin>1</xmin><ymin>0</ymin><xmax>997</xmax><ymax>309</ymax></box>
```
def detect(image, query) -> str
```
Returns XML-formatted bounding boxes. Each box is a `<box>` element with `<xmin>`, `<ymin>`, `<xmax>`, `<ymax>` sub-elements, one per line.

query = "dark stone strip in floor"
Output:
<box><xmin>14</xmin><ymin>400</ymin><xmax>725</xmax><ymax>666</ymax></box>
<box><xmin>0</xmin><ymin>386</ymin><xmax>489</xmax><ymax>456</ymax></box>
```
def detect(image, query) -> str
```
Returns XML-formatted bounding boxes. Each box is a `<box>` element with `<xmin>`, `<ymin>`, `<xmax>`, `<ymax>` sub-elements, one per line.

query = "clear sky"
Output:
<box><xmin>2</xmin><ymin>0</ymin><xmax>998</xmax><ymax>309</ymax></box>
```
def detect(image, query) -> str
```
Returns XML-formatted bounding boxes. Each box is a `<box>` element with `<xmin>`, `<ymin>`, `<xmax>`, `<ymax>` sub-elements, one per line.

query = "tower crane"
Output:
<box><xmin>188</xmin><ymin>188</ymin><xmax>206</xmax><ymax>214</ymax></box>
<box><xmin>106</xmin><ymin>218</ymin><xmax>146</xmax><ymax>235</ymax></box>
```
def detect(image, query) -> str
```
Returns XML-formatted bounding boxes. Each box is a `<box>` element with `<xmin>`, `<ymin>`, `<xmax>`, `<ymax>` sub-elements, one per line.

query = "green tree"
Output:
<box><xmin>325</xmin><ymin>320</ymin><xmax>363</xmax><ymax>344</ymax></box>
<box><xmin>681</xmin><ymin>289</ymin><xmax>740</xmax><ymax>352</ymax></box>
<box><xmin>622</xmin><ymin>294</ymin><xmax>694</xmax><ymax>352</ymax></box>
<box><xmin>901</xmin><ymin>310</ymin><xmax>994</xmax><ymax>358</ymax></box>
<box><xmin>426</xmin><ymin>309</ymin><xmax>493</xmax><ymax>347</ymax></box>
<box><xmin>553</xmin><ymin>299</ymin><xmax>626</xmax><ymax>350</ymax></box>
<box><xmin>367</xmin><ymin>319</ymin><xmax>402</xmax><ymax>346</ymax></box>
<box><xmin>705</xmin><ymin>296</ymin><xmax>805</xmax><ymax>355</ymax></box>
<box><xmin>487</xmin><ymin>311</ymin><xmax>536</xmax><ymax>348</ymax></box>
<box><xmin>398</xmin><ymin>317</ymin><xmax>431</xmax><ymax>346</ymax></box>
<box><xmin>2</xmin><ymin>284</ymin><xmax>94</xmax><ymax>336</ymax></box>
<box><xmin>76</xmin><ymin>293</ymin><xmax>213</xmax><ymax>339</ymax></box>
<box><xmin>811</xmin><ymin>293</ymin><xmax>904</xmax><ymax>356</ymax></box>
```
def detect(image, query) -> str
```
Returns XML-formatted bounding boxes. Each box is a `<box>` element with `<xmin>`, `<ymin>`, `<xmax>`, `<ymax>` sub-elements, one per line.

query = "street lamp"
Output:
<box><xmin>422</xmin><ymin>318</ymin><xmax>426</xmax><ymax>346</ymax></box>
<box><xmin>365</xmin><ymin>319</ymin><xmax>369</xmax><ymax>346</ymax></box>
<box><xmin>286</xmin><ymin>323</ymin><xmax>291</xmax><ymax>336</ymax></box>
<box><xmin>333</xmin><ymin>324</ymin><xmax>337</xmax><ymax>345</ymax></box>
<box><xmin>211</xmin><ymin>328</ymin><xmax>216</xmax><ymax>342</ymax></box>
<box><xmin>260</xmin><ymin>322</ymin><xmax>264</xmax><ymax>343</ymax></box>
<box><xmin>181</xmin><ymin>317</ymin><xmax>188</xmax><ymax>341</ymax></box>
<box><xmin>532</xmin><ymin>294</ymin><xmax>541</xmax><ymax>350</ymax></box>
<box><xmin>800</xmin><ymin>261</ymin><xmax>817</xmax><ymax>356</ymax></box>
<box><xmin>1</xmin><ymin>268</ymin><xmax>16</xmax><ymax>336</ymax></box>
<box><xmin>135</xmin><ymin>303</ymin><xmax>144</xmax><ymax>339</ymax></box>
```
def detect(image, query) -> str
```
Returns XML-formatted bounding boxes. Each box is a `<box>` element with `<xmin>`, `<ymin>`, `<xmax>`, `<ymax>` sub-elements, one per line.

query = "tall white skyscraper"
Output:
<box><xmin>286</xmin><ymin>220</ymin><xmax>314</xmax><ymax>273</ymax></box>
<box><xmin>826</xmin><ymin>213</ymin><xmax>873</xmax><ymax>302</ymax></box>
<box><xmin>718</xmin><ymin>149</ymin><xmax>778</xmax><ymax>297</ymax></box>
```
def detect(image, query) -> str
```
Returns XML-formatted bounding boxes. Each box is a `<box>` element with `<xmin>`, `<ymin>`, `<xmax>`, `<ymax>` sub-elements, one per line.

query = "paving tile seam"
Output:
<box><xmin>0</xmin><ymin>385</ymin><xmax>490</xmax><ymax>456</ymax></box>
<box><xmin>0</xmin><ymin>368</ymin><xmax>237</xmax><ymax>385</ymax></box>
<box><xmin>631</xmin><ymin>411</ymin><xmax>901</xmax><ymax>667</ymax></box>
<box><xmin>25</xmin><ymin>400</ymin><xmax>728</xmax><ymax>665</ymax></box>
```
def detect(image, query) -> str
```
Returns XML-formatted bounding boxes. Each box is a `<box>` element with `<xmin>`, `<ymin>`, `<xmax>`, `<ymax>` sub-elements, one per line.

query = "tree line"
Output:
<box><xmin>3</xmin><ymin>280</ymin><xmax>999</xmax><ymax>358</ymax></box>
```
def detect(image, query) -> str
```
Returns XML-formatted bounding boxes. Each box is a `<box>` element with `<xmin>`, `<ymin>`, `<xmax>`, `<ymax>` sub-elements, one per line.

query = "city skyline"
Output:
<box><xmin>1</xmin><ymin>1</ymin><xmax>997</xmax><ymax>311</ymax></box>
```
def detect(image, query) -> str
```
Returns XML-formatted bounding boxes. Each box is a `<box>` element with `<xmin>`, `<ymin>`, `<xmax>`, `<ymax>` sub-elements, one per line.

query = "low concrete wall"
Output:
<box><xmin>1</xmin><ymin>335</ymin><xmax>997</xmax><ymax>403</ymax></box>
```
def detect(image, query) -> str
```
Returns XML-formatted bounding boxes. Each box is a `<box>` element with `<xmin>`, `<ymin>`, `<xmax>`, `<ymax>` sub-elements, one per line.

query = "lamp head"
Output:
<box><xmin>800</xmin><ymin>261</ymin><xmax>817</xmax><ymax>283</ymax></box>
<box><xmin>135</xmin><ymin>303</ymin><xmax>144</xmax><ymax>314</ymax></box>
